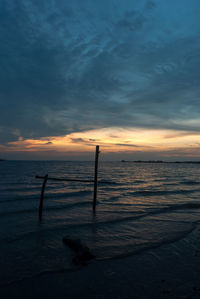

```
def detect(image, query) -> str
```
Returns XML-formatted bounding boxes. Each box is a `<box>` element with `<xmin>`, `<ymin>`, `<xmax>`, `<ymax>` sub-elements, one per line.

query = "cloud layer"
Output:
<box><xmin>0</xmin><ymin>0</ymin><xmax>200</xmax><ymax>150</ymax></box>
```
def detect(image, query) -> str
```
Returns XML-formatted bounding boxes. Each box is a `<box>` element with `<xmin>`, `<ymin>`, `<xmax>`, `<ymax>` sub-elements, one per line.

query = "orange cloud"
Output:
<box><xmin>5</xmin><ymin>127</ymin><xmax>200</xmax><ymax>158</ymax></box>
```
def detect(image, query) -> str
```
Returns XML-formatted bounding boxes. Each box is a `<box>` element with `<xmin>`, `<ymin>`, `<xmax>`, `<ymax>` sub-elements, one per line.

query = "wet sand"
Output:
<box><xmin>1</xmin><ymin>225</ymin><xmax>200</xmax><ymax>299</ymax></box>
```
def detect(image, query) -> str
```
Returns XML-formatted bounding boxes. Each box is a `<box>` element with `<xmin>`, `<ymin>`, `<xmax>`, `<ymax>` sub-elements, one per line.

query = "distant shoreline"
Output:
<box><xmin>121</xmin><ymin>160</ymin><xmax>200</xmax><ymax>164</ymax></box>
<box><xmin>1</xmin><ymin>159</ymin><xmax>200</xmax><ymax>163</ymax></box>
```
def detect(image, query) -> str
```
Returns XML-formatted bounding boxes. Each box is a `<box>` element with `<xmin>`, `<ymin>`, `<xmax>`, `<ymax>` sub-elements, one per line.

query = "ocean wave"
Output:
<box><xmin>0</xmin><ymin>190</ymin><xmax>92</xmax><ymax>204</ymax></box>
<box><xmin>45</xmin><ymin>190</ymin><xmax>92</xmax><ymax>199</ymax></box>
<box><xmin>128</xmin><ymin>188</ymin><xmax>200</xmax><ymax>196</ymax></box>
<box><xmin>98</xmin><ymin>223</ymin><xmax>196</xmax><ymax>261</ymax></box>
<box><xmin>155</xmin><ymin>202</ymin><xmax>200</xmax><ymax>213</ymax></box>
<box><xmin>5</xmin><ymin>201</ymin><xmax>200</xmax><ymax>244</ymax></box>
<box><xmin>0</xmin><ymin>186</ymin><xmax>41</xmax><ymax>192</ymax></box>
<box><xmin>98</xmin><ymin>180</ymin><xmax>120</xmax><ymax>185</ymax></box>
<box><xmin>179</xmin><ymin>180</ymin><xmax>200</xmax><ymax>185</ymax></box>
<box><xmin>37</xmin><ymin>199</ymin><xmax>200</xmax><ymax>219</ymax></box>
<box><xmin>0</xmin><ymin>200</ymin><xmax>92</xmax><ymax>217</ymax></box>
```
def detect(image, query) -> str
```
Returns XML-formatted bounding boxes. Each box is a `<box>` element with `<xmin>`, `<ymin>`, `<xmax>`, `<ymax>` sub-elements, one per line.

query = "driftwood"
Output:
<box><xmin>63</xmin><ymin>236</ymin><xmax>95</xmax><ymax>265</ymax></box>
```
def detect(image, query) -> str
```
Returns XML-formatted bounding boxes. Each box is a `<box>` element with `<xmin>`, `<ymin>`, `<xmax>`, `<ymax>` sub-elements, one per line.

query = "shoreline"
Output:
<box><xmin>1</xmin><ymin>224</ymin><xmax>200</xmax><ymax>298</ymax></box>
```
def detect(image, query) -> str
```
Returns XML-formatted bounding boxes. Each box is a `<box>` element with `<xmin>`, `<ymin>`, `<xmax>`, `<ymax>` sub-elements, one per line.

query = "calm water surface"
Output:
<box><xmin>0</xmin><ymin>161</ymin><xmax>200</xmax><ymax>285</ymax></box>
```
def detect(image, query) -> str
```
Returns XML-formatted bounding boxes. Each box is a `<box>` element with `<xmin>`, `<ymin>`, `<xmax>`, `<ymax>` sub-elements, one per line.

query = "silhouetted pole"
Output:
<box><xmin>93</xmin><ymin>145</ymin><xmax>100</xmax><ymax>212</ymax></box>
<box><xmin>39</xmin><ymin>174</ymin><xmax>48</xmax><ymax>221</ymax></box>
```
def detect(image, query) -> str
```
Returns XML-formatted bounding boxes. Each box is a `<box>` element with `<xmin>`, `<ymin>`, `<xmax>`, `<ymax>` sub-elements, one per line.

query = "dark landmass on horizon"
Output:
<box><xmin>121</xmin><ymin>160</ymin><xmax>200</xmax><ymax>164</ymax></box>
<box><xmin>1</xmin><ymin>159</ymin><xmax>200</xmax><ymax>163</ymax></box>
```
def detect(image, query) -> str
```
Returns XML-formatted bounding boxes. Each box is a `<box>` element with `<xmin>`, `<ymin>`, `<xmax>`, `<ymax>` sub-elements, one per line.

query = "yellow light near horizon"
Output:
<box><xmin>6</xmin><ymin>127</ymin><xmax>200</xmax><ymax>156</ymax></box>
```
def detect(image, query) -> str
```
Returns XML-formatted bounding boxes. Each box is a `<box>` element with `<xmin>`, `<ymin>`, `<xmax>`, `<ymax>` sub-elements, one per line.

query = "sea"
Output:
<box><xmin>1</xmin><ymin>160</ymin><xmax>200</xmax><ymax>286</ymax></box>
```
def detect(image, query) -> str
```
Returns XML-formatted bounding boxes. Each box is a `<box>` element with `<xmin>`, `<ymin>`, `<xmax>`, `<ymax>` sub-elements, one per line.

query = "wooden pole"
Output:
<box><xmin>93</xmin><ymin>145</ymin><xmax>100</xmax><ymax>212</ymax></box>
<box><xmin>39</xmin><ymin>174</ymin><xmax>48</xmax><ymax>221</ymax></box>
<box><xmin>36</xmin><ymin>175</ymin><xmax>93</xmax><ymax>183</ymax></box>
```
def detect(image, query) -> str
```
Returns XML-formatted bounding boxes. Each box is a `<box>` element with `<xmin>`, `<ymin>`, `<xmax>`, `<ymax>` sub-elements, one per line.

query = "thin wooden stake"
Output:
<box><xmin>93</xmin><ymin>145</ymin><xmax>100</xmax><ymax>212</ymax></box>
<box><xmin>39</xmin><ymin>174</ymin><xmax>48</xmax><ymax>221</ymax></box>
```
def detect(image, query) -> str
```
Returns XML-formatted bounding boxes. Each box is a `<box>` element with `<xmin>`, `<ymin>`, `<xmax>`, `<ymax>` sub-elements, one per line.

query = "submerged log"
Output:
<box><xmin>62</xmin><ymin>236</ymin><xmax>95</xmax><ymax>265</ymax></box>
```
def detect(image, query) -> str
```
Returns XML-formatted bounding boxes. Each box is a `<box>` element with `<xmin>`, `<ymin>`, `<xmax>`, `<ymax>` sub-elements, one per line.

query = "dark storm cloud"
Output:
<box><xmin>45</xmin><ymin>141</ymin><xmax>53</xmax><ymax>145</ymax></box>
<box><xmin>1</xmin><ymin>0</ymin><xmax>200</xmax><ymax>144</ymax></box>
<box><xmin>115</xmin><ymin>143</ymin><xmax>139</xmax><ymax>147</ymax></box>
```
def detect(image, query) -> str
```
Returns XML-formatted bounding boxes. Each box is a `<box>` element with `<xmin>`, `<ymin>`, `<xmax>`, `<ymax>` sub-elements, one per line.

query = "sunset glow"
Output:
<box><xmin>2</xmin><ymin>127</ymin><xmax>199</xmax><ymax>159</ymax></box>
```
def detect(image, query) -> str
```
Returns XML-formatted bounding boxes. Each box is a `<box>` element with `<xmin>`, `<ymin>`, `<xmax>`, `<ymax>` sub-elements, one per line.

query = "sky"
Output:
<box><xmin>0</xmin><ymin>0</ymin><xmax>200</xmax><ymax>160</ymax></box>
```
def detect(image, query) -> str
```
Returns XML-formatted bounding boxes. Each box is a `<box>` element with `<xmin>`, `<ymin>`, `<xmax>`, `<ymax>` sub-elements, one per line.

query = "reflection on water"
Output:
<box><xmin>0</xmin><ymin>161</ymin><xmax>200</xmax><ymax>285</ymax></box>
